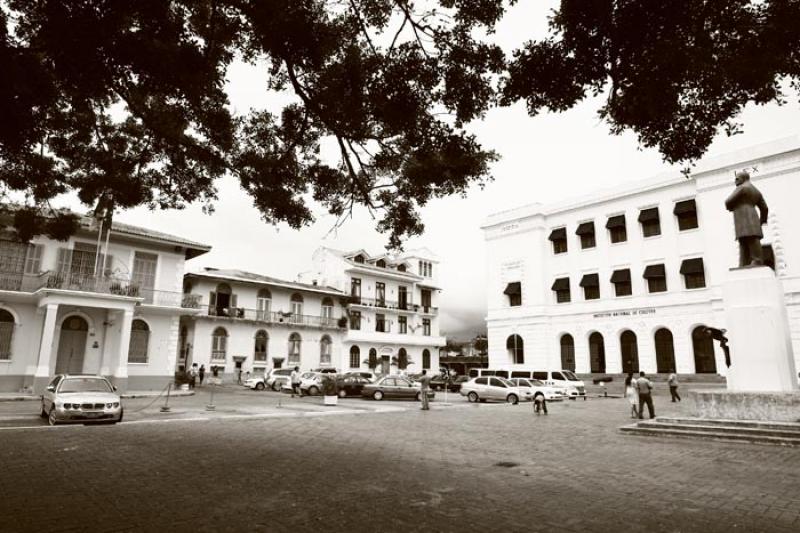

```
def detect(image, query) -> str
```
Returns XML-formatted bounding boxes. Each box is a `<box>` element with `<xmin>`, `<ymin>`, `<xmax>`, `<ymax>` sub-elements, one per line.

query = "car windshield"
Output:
<box><xmin>498</xmin><ymin>378</ymin><xmax>516</xmax><ymax>387</ymax></box>
<box><xmin>60</xmin><ymin>378</ymin><xmax>112</xmax><ymax>393</ymax></box>
<box><xmin>563</xmin><ymin>371</ymin><xmax>579</xmax><ymax>381</ymax></box>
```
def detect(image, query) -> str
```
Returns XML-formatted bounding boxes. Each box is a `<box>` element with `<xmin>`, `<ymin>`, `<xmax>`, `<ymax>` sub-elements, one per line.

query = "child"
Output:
<box><xmin>533</xmin><ymin>394</ymin><xmax>548</xmax><ymax>414</ymax></box>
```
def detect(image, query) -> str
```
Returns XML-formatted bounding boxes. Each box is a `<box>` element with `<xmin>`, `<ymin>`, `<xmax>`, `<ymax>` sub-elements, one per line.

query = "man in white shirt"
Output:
<box><xmin>290</xmin><ymin>366</ymin><xmax>301</xmax><ymax>398</ymax></box>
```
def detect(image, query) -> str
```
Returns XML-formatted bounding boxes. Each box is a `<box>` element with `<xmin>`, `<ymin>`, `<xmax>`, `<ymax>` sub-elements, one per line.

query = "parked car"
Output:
<box><xmin>243</xmin><ymin>375</ymin><xmax>268</xmax><ymax>390</ymax></box>
<box><xmin>429</xmin><ymin>374</ymin><xmax>448</xmax><ymax>391</ymax></box>
<box><xmin>335</xmin><ymin>375</ymin><xmax>372</xmax><ymax>397</ymax></box>
<box><xmin>362</xmin><ymin>376</ymin><xmax>435</xmax><ymax>401</ymax></box>
<box><xmin>299</xmin><ymin>372</ymin><xmax>328</xmax><ymax>396</ymax></box>
<box><xmin>313</xmin><ymin>368</ymin><xmax>339</xmax><ymax>374</ymax></box>
<box><xmin>447</xmin><ymin>375</ymin><xmax>470</xmax><ymax>393</ymax></box>
<box><xmin>506</xmin><ymin>378</ymin><xmax>566</xmax><ymax>401</ymax></box>
<box><xmin>459</xmin><ymin>376</ymin><xmax>532</xmax><ymax>405</ymax></box>
<box><xmin>342</xmin><ymin>371</ymin><xmax>377</xmax><ymax>382</ymax></box>
<box><xmin>266</xmin><ymin>368</ymin><xmax>295</xmax><ymax>391</ymax></box>
<box><xmin>40</xmin><ymin>374</ymin><xmax>123</xmax><ymax>426</ymax></box>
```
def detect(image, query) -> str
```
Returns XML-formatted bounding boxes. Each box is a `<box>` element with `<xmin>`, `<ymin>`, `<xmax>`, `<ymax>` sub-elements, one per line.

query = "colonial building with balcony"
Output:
<box><xmin>180</xmin><ymin>268</ymin><xmax>348</xmax><ymax>379</ymax></box>
<box><xmin>300</xmin><ymin>247</ymin><xmax>446</xmax><ymax>375</ymax></box>
<box><xmin>0</xmin><ymin>210</ymin><xmax>210</xmax><ymax>393</ymax></box>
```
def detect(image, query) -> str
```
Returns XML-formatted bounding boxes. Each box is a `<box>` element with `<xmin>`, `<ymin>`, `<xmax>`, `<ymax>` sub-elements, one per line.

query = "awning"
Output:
<box><xmin>610</xmin><ymin>269</ymin><xmax>631</xmax><ymax>283</ymax></box>
<box><xmin>548</xmin><ymin>227</ymin><xmax>567</xmax><ymax>241</ymax></box>
<box><xmin>575</xmin><ymin>221</ymin><xmax>595</xmax><ymax>236</ymax></box>
<box><xmin>679</xmin><ymin>258</ymin><xmax>704</xmax><ymax>275</ymax></box>
<box><xmin>605</xmin><ymin>215</ymin><xmax>626</xmax><ymax>229</ymax></box>
<box><xmin>643</xmin><ymin>264</ymin><xmax>666</xmax><ymax>279</ymax></box>
<box><xmin>579</xmin><ymin>273</ymin><xmax>600</xmax><ymax>287</ymax></box>
<box><xmin>638</xmin><ymin>208</ymin><xmax>660</xmax><ymax>223</ymax></box>
<box><xmin>503</xmin><ymin>282</ymin><xmax>521</xmax><ymax>295</ymax></box>
<box><xmin>673</xmin><ymin>199</ymin><xmax>697</xmax><ymax>216</ymax></box>
<box><xmin>551</xmin><ymin>277</ymin><xmax>570</xmax><ymax>291</ymax></box>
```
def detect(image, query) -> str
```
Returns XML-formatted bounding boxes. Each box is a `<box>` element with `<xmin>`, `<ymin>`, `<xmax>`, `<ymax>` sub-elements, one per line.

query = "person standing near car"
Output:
<box><xmin>290</xmin><ymin>366</ymin><xmax>301</xmax><ymax>398</ymax></box>
<box><xmin>198</xmin><ymin>365</ymin><xmax>206</xmax><ymax>387</ymax></box>
<box><xmin>188</xmin><ymin>363</ymin><xmax>198</xmax><ymax>389</ymax></box>
<box><xmin>667</xmin><ymin>371</ymin><xmax>681</xmax><ymax>402</ymax></box>
<box><xmin>418</xmin><ymin>370</ymin><xmax>431</xmax><ymax>410</ymax></box>
<box><xmin>636</xmin><ymin>371</ymin><xmax>655</xmax><ymax>419</ymax></box>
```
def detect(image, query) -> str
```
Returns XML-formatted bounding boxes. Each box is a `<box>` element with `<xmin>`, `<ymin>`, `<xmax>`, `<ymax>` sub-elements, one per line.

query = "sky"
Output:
<box><xmin>51</xmin><ymin>1</ymin><xmax>800</xmax><ymax>340</ymax></box>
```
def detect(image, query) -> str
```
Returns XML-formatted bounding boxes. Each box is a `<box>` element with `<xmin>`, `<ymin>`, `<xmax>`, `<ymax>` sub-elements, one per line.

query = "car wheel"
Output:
<box><xmin>48</xmin><ymin>407</ymin><xmax>59</xmax><ymax>426</ymax></box>
<box><xmin>272</xmin><ymin>382</ymin><xmax>282</xmax><ymax>391</ymax></box>
<box><xmin>373</xmin><ymin>390</ymin><xmax>384</xmax><ymax>401</ymax></box>
<box><xmin>40</xmin><ymin>401</ymin><xmax>48</xmax><ymax>418</ymax></box>
<box><xmin>338</xmin><ymin>389</ymin><xmax>347</xmax><ymax>398</ymax></box>
<box><xmin>115</xmin><ymin>409</ymin><xmax>124</xmax><ymax>424</ymax></box>
<box><xmin>507</xmin><ymin>394</ymin><xmax>519</xmax><ymax>405</ymax></box>
<box><xmin>467</xmin><ymin>392</ymin><xmax>478</xmax><ymax>403</ymax></box>
<box><xmin>255</xmin><ymin>382</ymin><xmax>265</xmax><ymax>391</ymax></box>
<box><xmin>308</xmin><ymin>386</ymin><xmax>319</xmax><ymax>396</ymax></box>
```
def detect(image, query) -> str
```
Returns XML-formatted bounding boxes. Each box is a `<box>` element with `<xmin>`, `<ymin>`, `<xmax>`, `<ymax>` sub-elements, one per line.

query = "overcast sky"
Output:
<box><xmin>52</xmin><ymin>1</ymin><xmax>800</xmax><ymax>340</ymax></box>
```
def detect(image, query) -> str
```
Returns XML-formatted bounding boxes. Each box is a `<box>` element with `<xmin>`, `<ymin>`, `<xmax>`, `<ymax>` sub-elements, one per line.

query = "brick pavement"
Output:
<box><xmin>0</xmin><ymin>388</ymin><xmax>798</xmax><ymax>532</ymax></box>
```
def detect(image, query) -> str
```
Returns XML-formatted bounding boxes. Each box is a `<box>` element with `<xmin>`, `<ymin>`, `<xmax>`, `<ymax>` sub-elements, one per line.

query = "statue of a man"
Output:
<box><xmin>725</xmin><ymin>170</ymin><xmax>768</xmax><ymax>267</ymax></box>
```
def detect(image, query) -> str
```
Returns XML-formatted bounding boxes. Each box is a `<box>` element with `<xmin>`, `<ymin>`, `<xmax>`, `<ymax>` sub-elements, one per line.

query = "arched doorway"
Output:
<box><xmin>589</xmin><ymin>332</ymin><xmax>605</xmax><ymax>373</ymax></box>
<box><xmin>560</xmin><ymin>334</ymin><xmax>575</xmax><ymax>371</ymax></box>
<box><xmin>506</xmin><ymin>335</ymin><xmax>524</xmax><ymax>364</ymax></box>
<box><xmin>654</xmin><ymin>328</ymin><xmax>676</xmax><ymax>373</ymax></box>
<box><xmin>368</xmin><ymin>348</ymin><xmax>378</xmax><ymax>370</ymax></box>
<box><xmin>56</xmin><ymin>316</ymin><xmax>88</xmax><ymax>374</ymax></box>
<box><xmin>397</xmin><ymin>347</ymin><xmax>408</xmax><ymax>370</ymax></box>
<box><xmin>692</xmin><ymin>326</ymin><xmax>717</xmax><ymax>373</ymax></box>
<box><xmin>620</xmin><ymin>330</ymin><xmax>639</xmax><ymax>373</ymax></box>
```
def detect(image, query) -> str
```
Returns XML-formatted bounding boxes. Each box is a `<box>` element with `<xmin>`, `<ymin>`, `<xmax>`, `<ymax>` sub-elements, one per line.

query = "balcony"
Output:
<box><xmin>202</xmin><ymin>306</ymin><xmax>345</xmax><ymax>330</ymax></box>
<box><xmin>347</xmin><ymin>296</ymin><xmax>438</xmax><ymax>315</ymax></box>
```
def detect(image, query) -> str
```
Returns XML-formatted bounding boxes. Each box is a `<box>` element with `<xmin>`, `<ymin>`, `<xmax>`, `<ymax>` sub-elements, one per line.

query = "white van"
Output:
<box><xmin>470</xmin><ymin>369</ymin><xmax>586</xmax><ymax>400</ymax></box>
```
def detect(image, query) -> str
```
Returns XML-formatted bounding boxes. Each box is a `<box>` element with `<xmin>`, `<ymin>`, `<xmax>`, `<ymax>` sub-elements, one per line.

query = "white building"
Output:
<box><xmin>180</xmin><ymin>268</ymin><xmax>347</xmax><ymax>379</ymax></box>
<box><xmin>302</xmin><ymin>247</ymin><xmax>446</xmax><ymax>374</ymax></box>
<box><xmin>0</xmin><ymin>211</ymin><xmax>210</xmax><ymax>393</ymax></box>
<box><xmin>483</xmin><ymin>137</ymin><xmax>800</xmax><ymax>377</ymax></box>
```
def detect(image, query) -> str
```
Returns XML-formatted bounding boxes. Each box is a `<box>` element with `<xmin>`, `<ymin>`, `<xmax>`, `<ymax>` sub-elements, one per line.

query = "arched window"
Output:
<box><xmin>349</xmin><ymin>346</ymin><xmax>361</xmax><ymax>369</ymax></box>
<box><xmin>692</xmin><ymin>326</ymin><xmax>717</xmax><ymax>373</ymax></box>
<box><xmin>321</xmin><ymin>297</ymin><xmax>334</xmax><ymax>326</ymax></box>
<box><xmin>398</xmin><ymin>347</ymin><xmax>408</xmax><ymax>370</ymax></box>
<box><xmin>422</xmin><ymin>349</ymin><xmax>431</xmax><ymax>370</ymax></box>
<box><xmin>560</xmin><ymin>334</ymin><xmax>575</xmax><ymax>371</ymax></box>
<box><xmin>620</xmin><ymin>330</ymin><xmax>639</xmax><ymax>373</ymax></box>
<box><xmin>254</xmin><ymin>330</ymin><xmax>268</xmax><ymax>362</ymax></box>
<box><xmin>320</xmin><ymin>335</ymin><xmax>332</xmax><ymax>365</ymax></box>
<box><xmin>376</xmin><ymin>259</ymin><xmax>386</xmax><ymax>268</ymax></box>
<box><xmin>257</xmin><ymin>288</ymin><xmax>272</xmax><ymax>320</ymax></box>
<box><xmin>288</xmin><ymin>333</ymin><xmax>302</xmax><ymax>364</ymax></box>
<box><xmin>209</xmin><ymin>283</ymin><xmax>236</xmax><ymax>316</ymax></box>
<box><xmin>211</xmin><ymin>327</ymin><xmax>228</xmax><ymax>361</ymax></box>
<box><xmin>290</xmin><ymin>293</ymin><xmax>304</xmax><ymax>322</ymax></box>
<box><xmin>506</xmin><ymin>335</ymin><xmax>524</xmax><ymax>365</ymax></box>
<box><xmin>368</xmin><ymin>348</ymin><xmax>378</xmax><ymax>369</ymax></box>
<box><xmin>589</xmin><ymin>332</ymin><xmax>606</xmax><ymax>373</ymax></box>
<box><xmin>654</xmin><ymin>328</ymin><xmax>676</xmax><ymax>373</ymax></box>
<box><xmin>128</xmin><ymin>319</ymin><xmax>150</xmax><ymax>363</ymax></box>
<box><xmin>0</xmin><ymin>309</ymin><xmax>14</xmax><ymax>360</ymax></box>
<box><xmin>397</xmin><ymin>264</ymin><xmax>407</xmax><ymax>272</ymax></box>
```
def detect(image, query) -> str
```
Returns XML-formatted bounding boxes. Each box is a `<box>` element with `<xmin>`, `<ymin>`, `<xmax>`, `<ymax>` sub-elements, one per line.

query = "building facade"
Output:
<box><xmin>301</xmin><ymin>247</ymin><xmax>446</xmax><ymax>374</ymax></box>
<box><xmin>180</xmin><ymin>269</ymin><xmax>348</xmax><ymax>379</ymax></box>
<box><xmin>483</xmin><ymin>137</ymin><xmax>800</xmax><ymax>376</ymax></box>
<box><xmin>0</xmin><ymin>212</ymin><xmax>210</xmax><ymax>393</ymax></box>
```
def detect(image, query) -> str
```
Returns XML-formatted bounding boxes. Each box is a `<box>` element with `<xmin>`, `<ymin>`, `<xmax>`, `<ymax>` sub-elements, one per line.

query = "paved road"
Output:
<box><xmin>0</xmin><ymin>387</ymin><xmax>797</xmax><ymax>532</ymax></box>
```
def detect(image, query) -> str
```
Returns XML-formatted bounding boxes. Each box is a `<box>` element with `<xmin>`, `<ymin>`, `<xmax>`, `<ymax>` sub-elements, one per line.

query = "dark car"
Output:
<box><xmin>335</xmin><ymin>375</ymin><xmax>371</xmax><ymax>397</ymax></box>
<box><xmin>447</xmin><ymin>375</ymin><xmax>470</xmax><ymax>393</ymax></box>
<box><xmin>361</xmin><ymin>376</ymin><xmax>435</xmax><ymax>401</ymax></box>
<box><xmin>429</xmin><ymin>375</ymin><xmax>449</xmax><ymax>391</ymax></box>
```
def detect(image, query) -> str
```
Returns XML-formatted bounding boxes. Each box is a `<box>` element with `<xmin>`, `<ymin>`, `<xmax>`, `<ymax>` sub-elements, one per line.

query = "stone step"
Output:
<box><xmin>636</xmin><ymin>419</ymin><xmax>800</xmax><ymax>439</ymax></box>
<box><xmin>620</xmin><ymin>419</ymin><xmax>800</xmax><ymax>447</ymax></box>
<box><xmin>655</xmin><ymin>417</ymin><xmax>800</xmax><ymax>432</ymax></box>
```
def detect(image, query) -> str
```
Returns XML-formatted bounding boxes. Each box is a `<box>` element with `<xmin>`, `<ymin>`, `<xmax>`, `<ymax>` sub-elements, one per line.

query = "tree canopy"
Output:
<box><xmin>2</xmin><ymin>1</ymin><xmax>799</xmax><ymax>248</ymax></box>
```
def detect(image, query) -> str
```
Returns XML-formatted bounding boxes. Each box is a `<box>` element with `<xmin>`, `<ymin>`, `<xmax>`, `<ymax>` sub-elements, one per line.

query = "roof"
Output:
<box><xmin>187</xmin><ymin>268</ymin><xmax>346</xmax><ymax>297</ymax></box>
<box><xmin>320</xmin><ymin>246</ymin><xmax>428</xmax><ymax>278</ymax></box>
<box><xmin>95</xmin><ymin>219</ymin><xmax>211</xmax><ymax>259</ymax></box>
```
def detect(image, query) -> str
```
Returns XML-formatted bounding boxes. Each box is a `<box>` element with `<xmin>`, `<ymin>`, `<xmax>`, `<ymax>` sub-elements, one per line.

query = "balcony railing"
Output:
<box><xmin>204</xmin><ymin>306</ymin><xmax>345</xmax><ymax>329</ymax></box>
<box><xmin>348</xmin><ymin>295</ymin><xmax>438</xmax><ymax>314</ymax></box>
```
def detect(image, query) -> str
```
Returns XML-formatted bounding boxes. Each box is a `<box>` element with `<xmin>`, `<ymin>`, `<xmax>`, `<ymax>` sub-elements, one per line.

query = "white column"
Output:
<box><xmin>99</xmin><ymin>309</ymin><xmax>117</xmax><ymax>376</ymax></box>
<box><xmin>32</xmin><ymin>304</ymin><xmax>59</xmax><ymax>393</ymax></box>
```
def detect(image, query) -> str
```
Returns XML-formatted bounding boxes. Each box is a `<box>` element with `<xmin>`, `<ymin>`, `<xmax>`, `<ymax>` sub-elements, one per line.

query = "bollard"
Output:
<box><xmin>205</xmin><ymin>383</ymin><xmax>216</xmax><ymax>411</ymax></box>
<box><xmin>160</xmin><ymin>383</ymin><xmax>172</xmax><ymax>412</ymax></box>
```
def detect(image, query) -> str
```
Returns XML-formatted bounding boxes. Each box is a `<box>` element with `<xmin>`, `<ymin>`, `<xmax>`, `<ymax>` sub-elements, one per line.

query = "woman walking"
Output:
<box><xmin>624</xmin><ymin>372</ymin><xmax>639</xmax><ymax>419</ymax></box>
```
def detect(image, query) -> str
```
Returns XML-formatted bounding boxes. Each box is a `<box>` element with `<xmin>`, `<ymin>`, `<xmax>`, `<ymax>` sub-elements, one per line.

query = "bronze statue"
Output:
<box><xmin>725</xmin><ymin>170</ymin><xmax>768</xmax><ymax>267</ymax></box>
<box><xmin>704</xmin><ymin>327</ymin><xmax>731</xmax><ymax>368</ymax></box>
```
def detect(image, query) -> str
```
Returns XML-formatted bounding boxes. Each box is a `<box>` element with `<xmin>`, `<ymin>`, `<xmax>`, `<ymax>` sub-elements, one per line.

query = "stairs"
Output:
<box><xmin>620</xmin><ymin>417</ymin><xmax>800</xmax><ymax>447</ymax></box>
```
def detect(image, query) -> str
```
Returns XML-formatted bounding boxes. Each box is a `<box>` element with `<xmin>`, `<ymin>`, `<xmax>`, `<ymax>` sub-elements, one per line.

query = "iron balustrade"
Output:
<box><xmin>348</xmin><ymin>295</ymin><xmax>438</xmax><ymax>314</ymax></box>
<box><xmin>204</xmin><ymin>306</ymin><xmax>344</xmax><ymax>329</ymax></box>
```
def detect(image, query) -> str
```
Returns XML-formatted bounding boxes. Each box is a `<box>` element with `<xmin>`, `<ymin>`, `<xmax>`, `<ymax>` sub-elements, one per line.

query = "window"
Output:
<box><xmin>127</xmin><ymin>319</ymin><xmax>150</xmax><ymax>363</ymax></box>
<box><xmin>422</xmin><ymin>349</ymin><xmax>431</xmax><ymax>369</ymax></box>
<box><xmin>475</xmin><ymin>377</ymin><xmax>488</xmax><ymax>385</ymax></box>
<box><xmin>576</xmin><ymin>221</ymin><xmax>596</xmax><ymax>249</ymax></box>
<box><xmin>354</xmin><ymin>254</ymin><xmax>365</xmax><ymax>263</ymax></box>
<box><xmin>209</xmin><ymin>283</ymin><xmax>236</xmax><ymax>317</ymax></box>
<box><xmin>397</xmin><ymin>348</ymin><xmax>408</xmax><ymax>370</ymax></box>
<box><xmin>398</xmin><ymin>286</ymin><xmax>408</xmax><ymax>310</ymax></box>
<box><xmin>349</xmin><ymin>311</ymin><xmax>361</xmax><ymax>330</ymax></box>
<box><xmin>504</xmin><ymin>282</ymin><xmax>522</xmax><ymax>307</ymax></box>
<box><xmin>321</xmin><ymin>297</ymin><xmax>334</xmax><ymax>325</ymax></box>
<box><xmin>489</xmin><ymin>377</ymin><xmax>507</xmax><ymax>388</ymax></box>
<box><xmin>376</xmin><ymin>259</ymin><xmax>386</xmax><ymax>268</ymax></box>
<box><xmin>548</xmin><ymin>227</ymin><xmax>568</xmax><ymax>254</ymax></box>
<box><xmin>375</xmin><ymin>282</ymin><xmax>386</xmax><ymax>306</ymax></box>
<box><xmin>368</xmin><ymin>348</ymin><xmax>378</xmax><ymax>369</ymax></box>
<box><xmin>418</xmin><ymin>261</ymin><xmax>433</xmax><ymax>277</ymax></box>
<box><xmin>610</xmin><ymin>269</ymin><xmax>632</xmax><ymax>297</ymax></box>
<box><xmin>551</xmin><ymin>277</ymin><xmax>570</xmax><ymax>303</ymax></box>
<box><xmin>421</xmin><ymin>289</ymin><xmax>432</xmax><ymax>311</ymax></box>
<box><xmin>643</xmin><ymin>264</ymin><xmax>667</xmax><ymax>293</ymax></box>
<box><xmin>350</xmin><ymin>278</ymin><xmax>361</xmax><ymax>301</ymax></box>
<box><xmin>254</xmin><ymin>330</ymin><xmax>268</xmax><ymax>362</ymax></box>
<box><xmin>638</xmin><ymin>207</ymin><xmax>661</xmax><ymax>237</ymax></box>
<box><xmin>0</xmin><ymin>239</ymin><xmax>30</xmax><ymax>274</ymax></box>
<box><xmin>349</xmin><ymin>346</ymin><xmax>360</xmax><ymax>369</ymax></box>
<box><xmin>257</xmin><ymin>288</ymin><xmax>272</xmax><ymax>320</ymax></box>
<box><xmin>132</xmin><ymin>252</ymin><xmax>158</xmax><ymax>304</ymax></box>
<box><xmin>560</xmin><ymin>334</ymin><xmax>575</xmax><ymax>371</ymax></box>
<box><xmin>397</xmin><ymin>264</ymin><xmax>406</xmax><ymax>273</ymax></box>
<box><xmin>580</xmin><ymin>273</ymin><xmax>600</xmax><ymax>300</ymax></box>
<box><xmin>606</xmin><ymin>215</ymin><xmax>627</xmax><ymax>243</ymax></box>
<box><xmin>376</xmin><ymin>314</ymin><xmax>386</xmax><ymax>333</ymax></box>
<box><xmin>674</xmin><ymin>199</ymin><xmax>698</xmax><ymax>231</ymax></box>
<box><xmin>290</xmin><ymin>293</ymin><xmax>303</xmax><ymax>322</ymax></box>
<box><xmin>398</xmin><ymin>316</ymin><xmax>407</xmax><ymax>334</ymax></box>
<box><xmin>680</xmin><ymin>258</ymin><xmax>706</xmax><ymax>289</ymax></box>
<box><xmin>320</xmin><ymin>335</ymin><xmax>332</xmax><ymax>365</ymax></box>
<box><xmin>422</xmin><ymin>319</ymin><xmax>431</xmax><ymax>336</ymax></box>
<box><xmin>0</xmin><ymin>309</ymin><xmax>14</xmax><ymax>360</ymax></box>
<box><xmin>288</xmin><ymin>333</ymin><xmax>302</xmax><ymax>364</ymax></box>
<box><xmin>507</xmin><ymin>334</ymin><xmax>524</xmax><ymax>364</ymax></box>
<box><xmin>24</xmin><ymin>244</ymin><xmax>44</xmax><ymax>274</ymax></box>
<box><xmin>211</xmin><ymin>327</ymin><xmax>228</xmax><ymax>361</ymax></box>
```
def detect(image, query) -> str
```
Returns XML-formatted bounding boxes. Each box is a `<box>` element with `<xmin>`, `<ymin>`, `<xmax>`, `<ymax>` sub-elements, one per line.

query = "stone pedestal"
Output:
<box><xmin>690</xmin><ymin>389</ymin><xmax>800</xmax><ymax>422</ymax></box>
<box><xmin>723</xmin><ymin>266</ymin><xmax>798</xmax><ymax>392</ymax></box>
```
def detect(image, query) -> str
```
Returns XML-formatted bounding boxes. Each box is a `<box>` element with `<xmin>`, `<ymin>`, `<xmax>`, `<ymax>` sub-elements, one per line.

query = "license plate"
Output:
<box><xmin>83</xmin><ymin>411</ymin><xmax>102</xmax><ymax>418</ymax></box>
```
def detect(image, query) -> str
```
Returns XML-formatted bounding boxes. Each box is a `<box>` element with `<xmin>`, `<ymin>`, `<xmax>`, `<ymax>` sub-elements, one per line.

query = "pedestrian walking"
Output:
<box><xmin>636</xmin><ymin>371</ymin><xmax>655</xmax><ymax>419</ymax></box>
<box><xmin>198</xmin><ymin>364</ymin><xmax>206</xmax><ymax>386</ymax></box>
<box><xmin>188</xmin><ymin>363</ymin><xmax>198</xmax><ymax>389</ymax></box>
<box><xmin>290</xmin><ymin>366</ymin><xmax>301</xmax><ymax>398</ymax></box>
<box><xmin>668</xmin><ymin>371</ymin><xmax>681</xmax><ymax>402</ymax></box>
<box><xmin>418</xmin><ymin>369</ymin><xmax>431</xmax><ymax>410</ymax></box>
<box><xmin>237</xmin><ymin>368</ymin><xmax>243</xmax><ymax>385</ymax></box>
<box><xmin>624</xmin><ymin>372</ymin><xmax>639</xmax><ymax>419</ymax></box>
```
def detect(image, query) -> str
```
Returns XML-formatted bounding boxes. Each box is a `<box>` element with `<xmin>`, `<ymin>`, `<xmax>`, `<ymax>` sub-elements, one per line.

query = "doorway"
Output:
<box><xmin>589</xmin><ymin>332</ymin><xmax>606</xmax><ymax>373</ymax></box>
<box><xmin>381</xmin><ymin>355</ymin><xmax>390</xmax><ymax>375</ymax></box>
<box><xmin>55</xmin><ymin>316</ymin><xmax>88</xmax><ymax>374</ymax></box>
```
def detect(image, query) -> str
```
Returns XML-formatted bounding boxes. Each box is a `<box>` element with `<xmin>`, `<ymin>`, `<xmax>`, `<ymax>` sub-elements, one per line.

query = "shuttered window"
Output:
<box><xmin>128</xmin><ymin>320</ymin><xmax>150</xmax><ymax>363</ymax></box>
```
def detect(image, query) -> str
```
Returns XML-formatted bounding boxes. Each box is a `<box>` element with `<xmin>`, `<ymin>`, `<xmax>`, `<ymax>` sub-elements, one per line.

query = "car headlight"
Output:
<box><xmin>106</xmin><ymin>403</ymin><xmax>113</xmax><ymax>408</ymax></box>
<box><xmin>61</xmin><ymin>403</ymin><xmax>70</xmax><ymax>409</ymax></box>
<box><xmin>113</xmin><ymin>402</ymin><xmax>120</xmax><ymax>407</ymax></box>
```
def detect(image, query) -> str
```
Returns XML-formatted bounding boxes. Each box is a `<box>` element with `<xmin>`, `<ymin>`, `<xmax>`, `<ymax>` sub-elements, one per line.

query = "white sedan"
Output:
<box><xmin>459</xmin><ymin>376</ymin><xmax>533</xmax><ymax>404</ymax></box>
<box><xmin>41</xmin><ymin>374</ymin><xmax>123</xmax><ymax>426</ymax></box>
<box><xmin>507</xmin><ymin>378</ymin><xmax>566</xmax><ymax>401</ymax></box>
